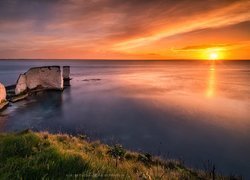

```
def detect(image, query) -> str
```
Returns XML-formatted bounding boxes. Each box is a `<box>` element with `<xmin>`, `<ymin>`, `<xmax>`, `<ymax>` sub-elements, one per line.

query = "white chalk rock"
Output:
<box><xmin>15</xmin><ymin>66</ymin><xmax>63</xmax><ymax>95</ymax></box>
<box><xmin>15</xmin><ymin>74</ymin><xmax>27</xmax><ymax>95</ymax></box>
<box><xmin>63</xmin><ymin>66</ymin><xmax>70</xmax><ymax>80</ymax></box>
<box><xmin>0</xmin><ymin>83</ymin><xmax>6</xmax><ymax>104</ymax></box>
<box><xmin>25</xmin><ymin>66</ymin><xmax>63</xmax><ymax>90</ymax></box>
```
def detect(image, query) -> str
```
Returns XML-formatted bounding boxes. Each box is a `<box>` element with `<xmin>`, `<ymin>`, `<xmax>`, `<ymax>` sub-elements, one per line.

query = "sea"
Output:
<box><xmin>0</xmin><ymin>60</ymin><xmax>249</xmax><ymax>177</ymax></box>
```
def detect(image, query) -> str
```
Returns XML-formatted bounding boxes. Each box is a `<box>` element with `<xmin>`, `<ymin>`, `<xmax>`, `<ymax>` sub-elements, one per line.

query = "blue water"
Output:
<box><xmin>0</xmin><ymin>60</ymin><xmax>250</xmax><ymax>177</ymax></box>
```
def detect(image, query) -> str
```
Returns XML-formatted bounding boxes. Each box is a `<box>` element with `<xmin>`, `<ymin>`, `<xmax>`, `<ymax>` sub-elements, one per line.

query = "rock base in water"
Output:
<box><xmin>9</xmin><ymin>93</ymin><xmax>29</xmax><ymax>103</ymax></box>
<box><xmin>0</xmin><ymin>100</ymin><xmax>8</xmax><ymax>111</ymax></box>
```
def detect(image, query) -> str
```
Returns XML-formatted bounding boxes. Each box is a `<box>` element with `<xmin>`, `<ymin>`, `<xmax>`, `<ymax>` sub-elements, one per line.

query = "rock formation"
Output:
<box><xmin>63</xmin><ymin>66</ymin><xmax>71</xmax><ymax>86</ymax></box>
<box><xmin>63</xmin><ymin>66</ymin><xmax>70</xmax><ymax>80</ymax></box>
<box><xmin>15</xmin><ymin>74</ymin><xmax>27</xmax><ymax>95</ymax></box>
<box><xmin>0</xmin><ymin>83</ymin><xmax>6</xmax><ymax>102</ymax></box>
<box><xmin>15</xmin><ymin>66</ymin><xmax>63</xmax><ymax>95</ymax></box>
<box><xmin>0</xmin><ymin>83</ymin><xmax>7</xmax><ymax>110</ymax></box>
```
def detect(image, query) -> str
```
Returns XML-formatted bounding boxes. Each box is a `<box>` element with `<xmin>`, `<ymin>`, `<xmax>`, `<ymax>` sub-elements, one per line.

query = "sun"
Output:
<box><xmin>209</xmin><ymin>52</ymin><xmax>218</xmax><ymax>60</ymax></box>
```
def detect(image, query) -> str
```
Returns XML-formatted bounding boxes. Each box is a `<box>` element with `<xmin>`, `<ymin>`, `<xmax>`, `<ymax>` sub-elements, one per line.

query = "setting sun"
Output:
<box><xmin>209</xmin><ymin>52</ymin><xmax>218</xmax><ymax>60</ymax></box>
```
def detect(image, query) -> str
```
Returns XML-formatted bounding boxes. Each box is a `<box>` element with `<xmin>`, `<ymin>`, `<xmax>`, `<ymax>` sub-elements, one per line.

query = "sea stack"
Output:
<box><xmin>63</xmin><ymin>66</ymin><xmax>71</xmax><ymax>86</ymax></box>
<box><xmin>63</xmin><ymin>66</ymin><xmax>70</xmax><ymax>80</ymax></box>
<box><xmin>0</xmin><ymin>83</ymin><xmax>8</xmax><ymax>110</ymax></box>
<box><xmin>15</xmin><ymin>66</ymin><xmax>63</xmax><ymax>95</ymax></box>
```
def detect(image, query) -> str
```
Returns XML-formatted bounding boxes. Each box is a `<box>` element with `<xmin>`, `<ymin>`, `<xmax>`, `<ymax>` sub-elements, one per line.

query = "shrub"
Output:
<box><xmin>107</xmin><ymin>144</ymin><xmax>126</xmax><ymax>167</ymax></box>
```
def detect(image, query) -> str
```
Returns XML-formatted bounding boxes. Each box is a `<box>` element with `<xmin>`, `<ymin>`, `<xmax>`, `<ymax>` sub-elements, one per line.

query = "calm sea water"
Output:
<box><xmin>0</xmin><ymin>60</ymin><xmax>250</xmax><ymax>177</ymax></box>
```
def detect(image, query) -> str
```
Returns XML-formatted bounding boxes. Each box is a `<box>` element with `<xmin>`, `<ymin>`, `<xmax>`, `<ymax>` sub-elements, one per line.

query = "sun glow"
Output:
<box><xmin>209</xmin><ymin>52</ymin><xmax>218</xmax><ymax>60</ymax></box>
<box><xmin>200</xmin><ymin>49</ymin><xmax>225</xmax><ymax>60</ymax></box>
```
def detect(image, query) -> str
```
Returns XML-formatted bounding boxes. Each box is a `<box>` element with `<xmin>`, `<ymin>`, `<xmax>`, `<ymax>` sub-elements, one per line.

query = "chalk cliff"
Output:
<box><xmin>15</xmin><ymin>66</ymin><xmax>63</xmax><ymax>95</ymax></box>
<box><xmin>0</xmin><ymin>83</ymin><xmax>6</xmax><ymax>102</ymax></box>
<box><xmin>0</xmin><ymin>83</ymin><xmax>7</xmax><ymax>109</ymax></box>
<box><xmin>15</xmin><ymin>74</ymin><xmax>27</xmax><ymax>95</ymax></box>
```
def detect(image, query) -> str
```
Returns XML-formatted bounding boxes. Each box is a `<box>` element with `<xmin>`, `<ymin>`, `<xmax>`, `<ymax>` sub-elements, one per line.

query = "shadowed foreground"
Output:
<box><xmin>0</xmin><ymin>130</ymin><xmax>234</xmax><ymax>179</ymax></box>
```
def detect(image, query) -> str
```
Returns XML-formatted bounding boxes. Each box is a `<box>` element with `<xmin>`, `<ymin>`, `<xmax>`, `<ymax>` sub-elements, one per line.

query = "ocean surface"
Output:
<box><xmin>0</xmin><ymin>60</ymin><xmax>250</xmax><ymax>177</ymax></box>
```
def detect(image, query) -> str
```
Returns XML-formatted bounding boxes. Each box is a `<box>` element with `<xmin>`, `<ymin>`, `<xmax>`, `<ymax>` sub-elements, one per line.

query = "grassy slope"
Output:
<box><xmin>0</xmin><ymin>130</ymin><xmax>227</xmax><ymax>179</ymax></box>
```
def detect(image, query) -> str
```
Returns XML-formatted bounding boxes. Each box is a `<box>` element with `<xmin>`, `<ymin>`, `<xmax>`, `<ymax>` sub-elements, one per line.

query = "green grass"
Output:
<box><xmin>0</xmin><ymin>130</ymin><xmax>230</xmax><ymax>179</ymax></box>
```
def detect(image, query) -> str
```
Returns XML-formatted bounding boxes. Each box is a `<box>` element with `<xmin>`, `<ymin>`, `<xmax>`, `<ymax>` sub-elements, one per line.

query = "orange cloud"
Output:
<box><xmin>0</xmin><ymin>0</ymin><xmax>249</xmax><ymax>59</ymax></box>
<box><xmin>113</xmin><ymin>1</ymin><xmax>250</xmax><ymax>52</ymax></box>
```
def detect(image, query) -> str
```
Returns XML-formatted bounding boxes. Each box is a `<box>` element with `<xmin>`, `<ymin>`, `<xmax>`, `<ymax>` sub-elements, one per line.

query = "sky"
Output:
<box><xmin>0</xmin><ymin>0</ymin><xmax>249</xmax><ymax>60</ymax></box>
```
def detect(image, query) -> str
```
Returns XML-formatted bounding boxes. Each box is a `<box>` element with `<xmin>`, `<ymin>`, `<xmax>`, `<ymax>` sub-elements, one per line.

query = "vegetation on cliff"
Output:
<box><xmin>0</xmin><ymin>130</ymin><xmax>231</xmax><ymax>179</ymax></box>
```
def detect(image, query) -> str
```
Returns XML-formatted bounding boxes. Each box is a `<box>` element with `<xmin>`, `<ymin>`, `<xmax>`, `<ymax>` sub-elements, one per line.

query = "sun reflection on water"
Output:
<box><xmin>206</xmin><ymin>62</ymin><xmax>216</xmax><ymax>98</ymax></box>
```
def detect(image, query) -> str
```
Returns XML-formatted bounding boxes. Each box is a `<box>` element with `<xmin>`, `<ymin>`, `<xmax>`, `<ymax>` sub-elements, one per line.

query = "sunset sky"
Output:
<box><xmin>0</xmin><ymin>0</ymin><xmax>249</xmax><ymax>60</ymax></box>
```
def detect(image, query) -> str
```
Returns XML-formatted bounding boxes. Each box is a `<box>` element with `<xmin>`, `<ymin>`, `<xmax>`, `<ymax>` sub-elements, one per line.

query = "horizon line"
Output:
<box><xmin>0</xmin><ymin>58</ymin><xmax>249</xmax><ymax>61</ymax></box>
